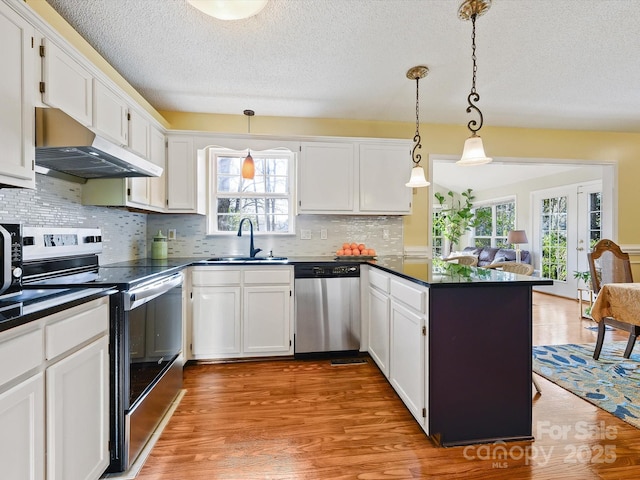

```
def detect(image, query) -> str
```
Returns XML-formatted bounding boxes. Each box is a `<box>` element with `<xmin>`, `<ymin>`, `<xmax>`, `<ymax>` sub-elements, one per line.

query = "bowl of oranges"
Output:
<box><xmin>335</xmin><ymin>242</ymin><xmax>377</xmax><ymax>259</ymax></box>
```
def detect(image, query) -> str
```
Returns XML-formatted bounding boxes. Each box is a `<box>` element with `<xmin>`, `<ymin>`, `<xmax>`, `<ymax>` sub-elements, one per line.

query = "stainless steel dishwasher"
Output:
<box><xmin>294</xmin><ymin>263</ymin><xmax>360</xmax><ymax>356</ymax></box>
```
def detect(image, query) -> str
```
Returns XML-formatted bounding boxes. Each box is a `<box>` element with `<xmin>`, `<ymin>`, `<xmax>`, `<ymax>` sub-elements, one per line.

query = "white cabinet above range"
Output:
<box><xmin>298</xmin><ymin>139</ymin><xmax>413</xmax><ymax>215</ymax></box>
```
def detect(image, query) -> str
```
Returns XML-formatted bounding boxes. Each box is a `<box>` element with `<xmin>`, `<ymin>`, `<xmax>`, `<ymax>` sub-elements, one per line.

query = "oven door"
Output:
<box><xmin>125</xmin><ymin>273</ymin><xmax>183</xmax><ymax>407</ymax></box>
<box><xmin>112</xmin><ymin>272</ymin><xmax>183</xmax><ymax>472</ymax></box>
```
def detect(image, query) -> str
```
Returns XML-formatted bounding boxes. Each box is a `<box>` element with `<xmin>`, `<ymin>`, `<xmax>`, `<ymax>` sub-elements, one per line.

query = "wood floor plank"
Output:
<box><xmin>135</xmin><ymin>292</ymin><xmax>640</xmax><ymax>479</ymax></box>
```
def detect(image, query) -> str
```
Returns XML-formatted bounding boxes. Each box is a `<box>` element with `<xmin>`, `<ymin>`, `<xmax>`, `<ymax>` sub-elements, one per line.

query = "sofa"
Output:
<box><xmin>461</xmin><ymin>246</ymin><xmax>531</xmax><ymax>267</ymax></box>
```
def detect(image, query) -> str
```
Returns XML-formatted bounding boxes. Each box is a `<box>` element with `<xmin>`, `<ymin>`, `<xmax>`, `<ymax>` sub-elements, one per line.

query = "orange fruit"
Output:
<box><xmin>352</xmin><ymin>249</ymin><xmax>361</xmax><ymax>256</ymax></box>
<box><xmin>336</xmin><ymin>249</ymin><xmax>344</xmax><ymax>256</ymax></box>
<box><xmin>342</xmin><ymin>243</ymin><xmax>350</xmax><ymax>250</ymax></box>
<box><xmin>350</xmin><ymin>242</ymin><xmax>358</xmax><ymax>250</ymax></box>
<box><xmin>344</xmin><ymin>248</ymin><xmax>352</xmax><ymax>255</ymax></box>
<box><xmin>368</xmin><ymin>249</ymin><xmax>376</xmax><ymax>256</ymax></box>
<box><xmin>358</xmin><ymin>243</ymin><xmax>366</xmax><ymax>251</ymax></box>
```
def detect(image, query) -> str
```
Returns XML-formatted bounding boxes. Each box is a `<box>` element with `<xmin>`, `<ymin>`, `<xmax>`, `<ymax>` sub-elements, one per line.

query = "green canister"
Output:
<box><xmin>151</xmin><ymin>230</ymin><xmax>168</xmax><ymax>259</ymax></box>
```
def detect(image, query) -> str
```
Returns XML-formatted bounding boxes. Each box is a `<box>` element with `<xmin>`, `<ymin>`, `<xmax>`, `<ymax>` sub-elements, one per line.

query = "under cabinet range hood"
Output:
<box><xmin>35</xmin><ymin>107</ymin><xmax>163</xmax><ymax>183</ymax></box>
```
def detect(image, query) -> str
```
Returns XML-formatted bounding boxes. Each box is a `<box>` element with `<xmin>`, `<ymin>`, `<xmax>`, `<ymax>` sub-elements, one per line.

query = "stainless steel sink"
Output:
<box><xmin>205</xmin><ymin>256</ymin><xmax>288</xmax><ymax>263</ymax></box>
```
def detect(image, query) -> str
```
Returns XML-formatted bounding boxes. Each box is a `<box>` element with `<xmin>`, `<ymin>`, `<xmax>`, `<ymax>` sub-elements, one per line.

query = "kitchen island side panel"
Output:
<box><xmin>428</xmin><ymin>284</ymin><xmax>533</xmax><ymax>446</ymax></box>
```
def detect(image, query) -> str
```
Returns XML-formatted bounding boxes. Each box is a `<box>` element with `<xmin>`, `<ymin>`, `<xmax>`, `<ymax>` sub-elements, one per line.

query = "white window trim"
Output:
<box><xmin>206</xmin><ymin>146</ymin><xmax>296</xmax><ymax>235</ymax></box>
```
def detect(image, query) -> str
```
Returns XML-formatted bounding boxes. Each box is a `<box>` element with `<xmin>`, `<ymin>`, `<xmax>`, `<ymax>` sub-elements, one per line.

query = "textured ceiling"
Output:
<box><xmin>43</xmin><ymin>0</ymin><xmax>640</xmax><ymax>133</ymax></box>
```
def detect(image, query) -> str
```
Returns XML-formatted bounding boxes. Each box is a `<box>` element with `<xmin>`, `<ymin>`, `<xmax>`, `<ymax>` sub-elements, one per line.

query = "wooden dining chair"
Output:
<box><xmin>587</xmin><ymin>239</ymin><xmax>638</xmax><ymax>359</ymax></box>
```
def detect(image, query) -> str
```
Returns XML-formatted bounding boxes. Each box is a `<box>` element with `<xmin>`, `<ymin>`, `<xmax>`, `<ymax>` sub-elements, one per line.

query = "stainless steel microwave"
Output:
<box><xmin>0</xmin><ymin>223</ymin><xmax>23</xmax><ymax>297</ymax></box>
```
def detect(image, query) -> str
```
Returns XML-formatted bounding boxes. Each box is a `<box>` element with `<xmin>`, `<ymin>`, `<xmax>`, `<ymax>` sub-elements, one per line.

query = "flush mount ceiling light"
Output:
<box><xmin>187</xmin><ymin>0</ymin><xmax>268</xmax><ymax>20</ymax></box>
<box><xmin>457</xmin><ymin>0</ymin><xmax>493</xmax><ymax>166</ymax></box>
<box><xmin>242</xmin><ymin>109</ymin><xmax>255</xmax><ymax>180</ymax></box>
<box><xmin>405</xmin><ymin>65</ymin><xmax>431</xmax><ymax>188</ymax></box>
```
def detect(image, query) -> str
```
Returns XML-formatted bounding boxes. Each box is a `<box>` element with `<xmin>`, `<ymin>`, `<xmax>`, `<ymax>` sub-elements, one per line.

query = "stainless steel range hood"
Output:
<box><xmin>35</xmin><ymin>108</ymin><xmax>163</xmax><ymax>183</ymax></box>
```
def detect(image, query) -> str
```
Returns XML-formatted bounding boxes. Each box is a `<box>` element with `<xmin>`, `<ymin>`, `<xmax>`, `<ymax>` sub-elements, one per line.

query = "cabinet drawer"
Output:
<box><xmin>390</xmin><ymin>279</ymin><xmax>425</xmax><ymax>312</ymax></box>
<box><xmin>192</xmin><ymin>269</ymin><xmax>241</xmax><ymax>286</ymax></box>
<box><xmin>45</xmin><ymin>298</ymin><xmax>109</xmax><ymax>360</ymax></box>
<box><xmin>243</xmin><ymin>268</ymin><xmax>292</xmax><ymax>285</ymax></box>
<box><xmin>0</xmin><ymin>329</ymin><xmax>43</xmax><ymax>388</ymax></box>
<box><xmin>369</xmin><ymin>268</ymin><xmax>390</xmax><ymax>293</ymax></box>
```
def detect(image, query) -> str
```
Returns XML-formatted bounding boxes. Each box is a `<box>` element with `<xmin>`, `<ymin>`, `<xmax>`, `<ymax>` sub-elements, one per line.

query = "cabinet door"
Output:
<box><xmin>41</xmin><ymin>38</ymin><xmax>92</xmax><ymax>126</ymax></box>
<box><xmin>128</xmin><ymin>177</ymin><xmax>150</xmax><ymax>206</ymax></box>
<box><xmin>46</xmin><ymin>336</ymin><xmax>109</xmax><ymax>480</ymax></box>
<box><xmin>0</xmin><ymin>373</ymin><xmax>45</xmax><ymax>480</ymax></box>
<box><xmin>148</xmin><ymin>126</ymin><xmax>166</xmax><ymax>209</ymax></box>
<box><xmin>243</xmin><ymin>285</ymin><xmax>292</xmax><ymax>356</ymax></box>
<box><xmin>167</xmin><ymin>136</ymin><xmax>198</xmax><ymax>212</ymax></box>
<box><xmin>0</xmin><ymin>2</ymin><xmax>35</xmax><ymax>188</ymax></box>
<box><xmin>390</xmin><ymin>300</ymin><xmax>425</xmax><ymax>425</ymax></box>
<box><xmin>368</xmin><ymin>286</ymin><xmax>390</xmax><ymax>377</ymax></box>
<box><xmin>93</xmin><ymin>79</ymin><xmax>128</xmax><ymax>145</ymax></box>
<box><xmin>192</xmin><ymin>286</ymin><xmax>241</xmax><ymax>358</ymax></box>
<box><xmin>359</xmin><ymin>142</ymin><xmax>412</xmax><ymax>214</ymax></box>
<box><xmin>128</xmin><ymin>108</ymin><xmax>149</xmax><ymax>158</ymax></box>
<box><xmin>298</xmin><ymin>142</ymin><xmax>355</xmax><ymax>213</ymax></box>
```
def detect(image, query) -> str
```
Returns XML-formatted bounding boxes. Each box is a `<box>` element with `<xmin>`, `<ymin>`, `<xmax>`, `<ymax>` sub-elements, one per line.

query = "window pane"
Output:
<box><xmin>474</xmin><ymin>207</ymin><xmax>492</xmax><ymax>236</ymax></box>
<box><xmin>495</xmin><ymin>202</ymin><xmax>515</xmax><ymax>237</ymax></box>
<box><xmin>475</xmin><ymin>238</ymin><xmax>491</xmax><ymax>247</ymax></box>
<box><xmin>210</xmin><ymin>150</ymin><xmax>294</xmax><ymax>235</ymax></box>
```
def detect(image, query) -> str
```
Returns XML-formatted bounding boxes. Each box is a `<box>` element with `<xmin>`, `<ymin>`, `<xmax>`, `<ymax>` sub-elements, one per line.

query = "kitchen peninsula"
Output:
<box><xmin>182</xmin><ymin>255</ymin><xmax>551</xmax><ymax>447</ymax></box>
<box><xmin>364</xmin><ymin>257</ymin><xmax>552</xmax><ymax>446</ymax></box>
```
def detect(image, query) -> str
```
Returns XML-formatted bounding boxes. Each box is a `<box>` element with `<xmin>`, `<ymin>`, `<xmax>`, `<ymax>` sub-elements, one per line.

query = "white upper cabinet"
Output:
<box><xmin>298</xmin><ymin>139</ymin><xmax>412</xmax><ymax>215</ymax></box>
<box><xmin>0</xmin><ymin>1</ymin><xmax>35</xmax><ymax>188</ymax></box>
<box><xmin>359</xmin><ymin>142</ymin><xmax>412</xmax><ymax>214</ymax></box>
<box><xmin>166</xmin><ymin>135</ymin><xmax>206</xmax><ymax>214</ymax></box>
<box><xmin>40</xmin><ymin>38</ymin><xmax>93</xmax><ymax>126</ymax></box>
<box><xmin>93</xmin><ymin>79</ymin><xmax>128</xmax><ymax>145</ymax></box>
<box><xmin>298</xmin><ymin>142</ymin><xmax>355</xmax><ymax>213</ymax></box>
<box><xmin>148</xmin><ymin>125</ymin><xmax>167</xmax><ymax>209</ymax></box>
<box><xmin>128</xmin><ymin>107</ymin><xmax>150</xmax><ymax>158</ymax></box>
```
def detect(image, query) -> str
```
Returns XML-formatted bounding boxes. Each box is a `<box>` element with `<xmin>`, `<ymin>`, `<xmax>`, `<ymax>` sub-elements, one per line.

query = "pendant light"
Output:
<box><xmin>457</xmin><ymin>0</ymin><xmax>492</xmax><ymax>166</ymax></box>
<box><xmin>405</xmin><ymin>65</ymin><xmax>430</xmax><ymax>188</ymax></box>
<box><xmin>242</xmin><ymin>109</ymin><xmax>255</xmax><ymax>180</ymax></box>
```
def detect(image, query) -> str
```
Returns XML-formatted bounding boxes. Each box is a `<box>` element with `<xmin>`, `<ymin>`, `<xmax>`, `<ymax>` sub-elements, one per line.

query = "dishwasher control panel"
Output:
<box><xmin>294</xmin><ymin>263</ymin><xmax>360</xmax><ymax>278</ymax></box>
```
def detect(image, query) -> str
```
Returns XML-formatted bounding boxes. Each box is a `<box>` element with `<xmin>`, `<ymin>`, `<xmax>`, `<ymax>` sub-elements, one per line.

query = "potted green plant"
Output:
<box><xmin>573</xmin><ymin>270</ymin><xmax>593</xmax><ymax>317</ymax></box>
<box><xmin>573</xmin><ymin>270</ymin><xmax>592</xmax><ymax>289</ymax></box>
<box><xmin>433</xmin><ymin>188</ymin><xmax>478</xmax><ymax>256</ymax></box>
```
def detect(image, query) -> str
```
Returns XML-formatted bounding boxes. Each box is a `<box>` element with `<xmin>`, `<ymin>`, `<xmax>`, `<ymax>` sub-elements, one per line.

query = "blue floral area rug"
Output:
<box><xmin>532</xmin><ymin>342</ymin><xmax>640</xmax><ymax>429</ymax></box>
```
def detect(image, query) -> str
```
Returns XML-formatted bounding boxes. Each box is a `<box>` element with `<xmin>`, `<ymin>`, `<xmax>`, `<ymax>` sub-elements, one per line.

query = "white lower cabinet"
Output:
<box><xmin>390</xmin><ymin>297</ymin><xmax>426</xmax><ymax>426</ymax></box>
<box><xmin>46</xmin><ymin>336</ymin><xmax>109</xmax><ymax>480</ymax></box>
<box><xmin>366</xmin><ymin>266</ymin><xmax>429</xmax><ymax>433</ymax></box>
<box><xmin>0</xmin><ymin>373</ymin><xmax>45</xmax><ymax>480</ymax></box>
<box><xmin>191</xmin><ymin>266</ymin><xmax>293</xmax><ymax>359</ymax></box>
<box><xmin>368</xmin><ymin>286</ymin><xmax>390</xmax><ymax>378</ymax></box>
<box><xmin>243</xmin><ymin>285</ymin><xmax>291</xmax><ymax>354</ymax></box>
<box><xmin>0</xmin><ymin>296</ymin><xmax>110</xmax><ymax>480</ymax></box>
<box><xmin>192</xmin><ymin>285</ymin><xmax>241</xmax><ymax>357</ymax></box>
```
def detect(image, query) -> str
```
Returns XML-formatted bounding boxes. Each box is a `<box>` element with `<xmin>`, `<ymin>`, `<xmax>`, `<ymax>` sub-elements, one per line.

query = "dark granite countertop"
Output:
<box><xmin>102</xmin><ymin>255</ymin><xmax>553</xmax><ymax>289</ymax></box>
<box><xmin>0</xmin><ymin>287</ymin><xmax>115</xmax><ymax>333</ymax></box>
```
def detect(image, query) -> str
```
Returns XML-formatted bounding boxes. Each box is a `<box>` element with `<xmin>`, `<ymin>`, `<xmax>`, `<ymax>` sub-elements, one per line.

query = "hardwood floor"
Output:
<box><xmin>135</xmin><ymin>292</ymin><xmax>639</xmax><ymax>480</ymax></box>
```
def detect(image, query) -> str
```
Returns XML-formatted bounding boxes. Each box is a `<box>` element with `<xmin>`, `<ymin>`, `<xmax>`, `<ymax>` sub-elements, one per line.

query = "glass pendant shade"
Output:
<box><xmin>187</xmin><ymin>0</ymin><xmax>268</xmax><ymax>20</ymax></box>
<box><xmin>457</xmin><ymin>135</ymin><xmax>492</xmax><ymax>166</ymax></box>
<box><xmin>241</xmin><ymin>152</ymin><xmax>255</xmax><ymax>179</ymax></box>
<box><xmin>405</xmin><ymin>166</ymin><xmax>430</xmax><ymax>188</ymax></box>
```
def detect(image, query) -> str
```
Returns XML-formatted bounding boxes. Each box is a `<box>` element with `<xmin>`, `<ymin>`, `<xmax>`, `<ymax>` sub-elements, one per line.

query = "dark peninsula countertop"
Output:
<box><xmin>367</xmin><ymin>256</ymin><xmax>553</xmax><ymax>288</ymax></box>
<box><xmin>101</xmin><ymin>255</ymin><xmax>552</xmax><ymax>289</ymax></box>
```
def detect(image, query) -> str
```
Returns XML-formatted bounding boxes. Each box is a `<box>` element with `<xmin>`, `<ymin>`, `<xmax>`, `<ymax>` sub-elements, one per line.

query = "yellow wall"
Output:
<box><xmin>27</xmin><ymin>0</ymin><xmax>640</xmax><ymax>274</ymax></box>
<box><xmin>164</xmin><ymin>111</ymin><xmax>640</xmax><ymax>250</ymax></box>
